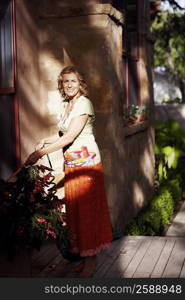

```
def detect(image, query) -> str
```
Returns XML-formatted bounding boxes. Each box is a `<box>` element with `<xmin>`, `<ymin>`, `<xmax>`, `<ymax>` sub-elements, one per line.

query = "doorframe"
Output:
<box><xmin>12</xmin><ymin>0</ymin><xmax>21</xmax><ymax>168</ymax></box>
<box><xmin>0</xmin><ymin>0</ymin><xmax>21</xmax><ymax>170</ymax></box>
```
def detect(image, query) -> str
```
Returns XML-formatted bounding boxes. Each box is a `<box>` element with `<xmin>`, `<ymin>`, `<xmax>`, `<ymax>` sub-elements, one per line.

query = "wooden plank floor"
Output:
<box><xmin>31</xmin><ymin>236</ymin><xmax>185</xmax><ymax>278</ymax></box>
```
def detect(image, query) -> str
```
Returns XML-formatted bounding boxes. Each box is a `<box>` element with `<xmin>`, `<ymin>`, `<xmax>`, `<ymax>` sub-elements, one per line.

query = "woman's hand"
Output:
<box><xmin>35</xmin><ymin>139</ymin><xmax>45</xmax><ymax>150</ymax></box>
<box><xmin>25</xmin><ymin>150</ymin><xmax>42</xmax><ymax>166</ymax></box>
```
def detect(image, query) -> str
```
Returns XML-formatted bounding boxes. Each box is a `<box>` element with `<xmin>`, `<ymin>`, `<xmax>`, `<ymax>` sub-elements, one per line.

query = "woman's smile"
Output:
<box><xmin>62</xmin><ymin>73</ymin><xmax>81</xmax><ymax>99</ymax></box>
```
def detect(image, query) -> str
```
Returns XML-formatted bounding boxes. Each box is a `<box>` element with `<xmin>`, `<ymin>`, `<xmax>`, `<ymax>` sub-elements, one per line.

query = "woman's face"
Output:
<box><xmin>62</xmin><ymin>72</ymin><xmax>81</xmax><ymax>99</ymax></box>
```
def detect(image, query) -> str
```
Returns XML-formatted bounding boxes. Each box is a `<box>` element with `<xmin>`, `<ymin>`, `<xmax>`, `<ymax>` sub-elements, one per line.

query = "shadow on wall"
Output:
<box><xmin>14</xmin><ymin>0</ymin><xmax>154</xmax><ymax>236</ymax></box>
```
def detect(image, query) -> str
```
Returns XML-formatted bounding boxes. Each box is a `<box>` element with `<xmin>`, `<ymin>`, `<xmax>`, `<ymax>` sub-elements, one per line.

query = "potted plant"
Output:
<box><xmin>123</xmin><ymin>105</ymin><xmax>138</xmax><ymax>126</ymax></box>
<box><xmin>0</xmin><ymin>165</ymin><xmax>68</xmax><ymax>276</ymax></box>
<box><xmin>123</xmin><ymin>105</ymin><xmax>149</xmax><ymax>126</ymax></box>
<box><xmin>137</xmin><ymin>105</ymin><xmax>149</xmax><ymax>122</ymax></box>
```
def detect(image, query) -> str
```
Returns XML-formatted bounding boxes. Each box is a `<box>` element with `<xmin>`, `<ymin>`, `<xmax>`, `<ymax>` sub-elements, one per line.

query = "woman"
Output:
<box><xmin>26</xmin><ymin>66</ymin><xmax>113</xmax><ymax>277</ymax></box>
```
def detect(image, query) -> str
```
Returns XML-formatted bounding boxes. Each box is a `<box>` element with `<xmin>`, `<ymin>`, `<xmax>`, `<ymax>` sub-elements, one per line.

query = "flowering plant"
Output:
<box><xmin>0</xmin><ymin>165</ymin><xmax>68</xmax><ymax>259</ymax></box>
<box><xmin>123</xmin><ymin>105</ymin><xmax>149</xmax><ymax>126</ymax></box>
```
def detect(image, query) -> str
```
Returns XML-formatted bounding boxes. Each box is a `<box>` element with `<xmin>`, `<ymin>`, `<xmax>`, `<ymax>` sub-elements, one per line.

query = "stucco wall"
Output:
<box><xmin>123</xmin><ymin>127</ymin><xmax>155</xmax><ymax>229</ymax></box>
<box><xmin>15</xmin><ymin>0</ymin><xmax>155</xmax><ymax>235</ymax></box>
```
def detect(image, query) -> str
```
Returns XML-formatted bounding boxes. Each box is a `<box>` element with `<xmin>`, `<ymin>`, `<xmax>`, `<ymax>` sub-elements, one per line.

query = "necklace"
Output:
<box><xmin>61</xmin><ymin>100</ymin><xmax>74</xmax><ymax>122</ymax></box>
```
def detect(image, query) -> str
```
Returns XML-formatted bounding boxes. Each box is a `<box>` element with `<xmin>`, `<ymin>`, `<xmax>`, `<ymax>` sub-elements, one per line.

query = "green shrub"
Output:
<box><xmin>167</xmin><ymin>177</ymin><xmax>182</xmax><ymax>204</ymax></box>
<box><xmin>150</xmin><ymin>188</ymin><xmax>174</xmax><ymax>227</ymax></box>
<box><xmin>154</xmin><ymin>119</ymin><xmax>185</xmax><ymax>183</ymax></box>
<box><xmin>126</xmin><ymin>176</ymin><xmax>182</xmax><ymax>236</ymax></box>
<box><xmin>126</xmin><ymin>221</ymin><xmax>143</xmax><ymax>236</ymax></box>
<box><xmin>138</xmin><ymin>210</ymin><xmax>162</xmax><ymax>235</ymax></box>
<box><xmin>126</xmin><ymin>119</ymin><xmax>184</xmax><ymax>236</ymax></box>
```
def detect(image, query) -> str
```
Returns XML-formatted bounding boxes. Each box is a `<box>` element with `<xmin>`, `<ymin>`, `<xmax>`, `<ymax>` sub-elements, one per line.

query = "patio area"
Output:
<box><xmin>31</xmin><ymin>235</ymin><xmax>185</xmax><ymax>278</ymax></box>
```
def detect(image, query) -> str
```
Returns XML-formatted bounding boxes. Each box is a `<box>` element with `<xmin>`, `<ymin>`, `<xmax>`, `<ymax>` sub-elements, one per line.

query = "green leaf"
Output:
<box><xmin>154</xmin><ymin>144</ymin><xmax>161</xmax><ymax>154</ymax></box>
<box><xmin>158</xmin><ymin>162</ymin><xmax>164</xmax><ymax>181</ymax></box>
<box><xmin>163</xmin><ymin>165</ymin><xmax>167</xmax><ymax>179</ymax></box>
<box><xmin>162</xmin><ymin>146</ymin><xmax>180</xmax><ymax>168</ymax></box>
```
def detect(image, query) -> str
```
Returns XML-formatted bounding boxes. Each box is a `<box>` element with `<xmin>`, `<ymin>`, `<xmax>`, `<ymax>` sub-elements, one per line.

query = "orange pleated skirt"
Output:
<box><xmin>64</xmin><ymin>162</ymin><xmax>113</xmax><ymax>257</ymax></box>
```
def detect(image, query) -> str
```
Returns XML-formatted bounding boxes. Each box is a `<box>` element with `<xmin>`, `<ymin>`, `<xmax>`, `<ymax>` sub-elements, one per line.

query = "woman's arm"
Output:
<box><xmin>25</xmin><ymin>114</ymin><xmax>89</xmax><ymax>165</ymax></box>
<box><xmin>35</xmin><ymin>133</ymin><xmax>60</xmax><ymax>150</ymax></box>
<box><xmin>43</xmin><ymin>133</ymin><xmax>60</xmax><ymax>144</ymax></box>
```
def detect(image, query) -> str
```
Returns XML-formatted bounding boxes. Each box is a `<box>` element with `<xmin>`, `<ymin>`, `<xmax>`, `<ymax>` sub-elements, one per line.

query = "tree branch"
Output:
<box><xmin>161</xmin><ymin>0</ymin><xmax>185</xmax><ymax>10</ymax></box>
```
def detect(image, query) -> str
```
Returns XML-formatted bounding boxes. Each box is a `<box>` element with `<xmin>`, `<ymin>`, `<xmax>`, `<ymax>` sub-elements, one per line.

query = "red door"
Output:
<box><xmin>0</xmin><ymin>0</ymin><xmax>20</xmax><ymax>179</ymax></box>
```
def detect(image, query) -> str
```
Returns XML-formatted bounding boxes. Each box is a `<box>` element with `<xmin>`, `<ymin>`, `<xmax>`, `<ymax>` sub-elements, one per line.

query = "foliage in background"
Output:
<box><xmin>161</xmin><ymin>97</ymin><xmax>182</xmax><ymax>104</ymax></box>
<box><xmin>0</xmin><ymin>165</ymin><xmax>67</xmax><ymax>259</ymax></box>
<box><xmin>126</xmin><ymin>177</ymin><xmax>182</xmax><ymax>236</ymax></box>
<box><xmin>155</xmin><ymin>119</ymin><xmax>185</xmax><ymax>182</ymax></box>
<box><xmin>151</xmin><ymin>10</ymin><xmax>185</xmax><ymax>102</ymax></box>
<box><xmin>161</xmin><ymin>0</ymin><xmax>185</xmax><ymax>11</ymax></box>
<box><xmin>126</xmin><ymin>119</ymin><xmax>185</xmax><ymax>236</ymax></box>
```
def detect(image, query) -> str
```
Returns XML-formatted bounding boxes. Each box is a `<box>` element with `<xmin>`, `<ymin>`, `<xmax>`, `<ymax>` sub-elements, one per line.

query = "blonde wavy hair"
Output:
<box><xmin>58</xmin><ymin>66</ymin><xmax>88</xmax><ymax>100</ymax></box>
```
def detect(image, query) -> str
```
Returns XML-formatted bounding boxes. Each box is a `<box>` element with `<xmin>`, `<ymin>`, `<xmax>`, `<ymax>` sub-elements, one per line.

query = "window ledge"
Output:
<box><xmin>124</xmin><ymin>120</ymin><xmax>150</xmax><ymax>137</ymax></box>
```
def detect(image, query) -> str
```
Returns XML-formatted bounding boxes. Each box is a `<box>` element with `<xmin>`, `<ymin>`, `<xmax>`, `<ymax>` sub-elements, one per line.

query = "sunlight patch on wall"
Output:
<box><xmin>47</xmin><ymin>90</ymin><xmax>64</xmax><ymax>122</ymax></box>
<box><xmin>140</xmin><ymin>148</ymin><xmax>154</xmax><ymax>186</ymax></box>
<box><xmin>39</xmin><ymin>51</ymin><xmax>64</xmax><ymax>90</ymax></box>
<box><xmin>133</xmin><ymin>181</ymin><xmax>144</xmax><ymax>210</ymax></box>
<box><xmin>139</xmin><ymin>58</ymin><xmax>150</xmax><ymax>105</ymax></box>
<box><xmin>39</xmin><ymin>50</ymin><xmax>66</xmax><ymax>125</ymax></box>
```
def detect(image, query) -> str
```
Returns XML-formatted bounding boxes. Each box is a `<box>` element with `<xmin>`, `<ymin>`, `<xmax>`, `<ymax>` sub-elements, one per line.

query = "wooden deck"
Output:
<box><xmin>31</xmin><ymin>236</ymin><xmax>185</xmax><ymax>278</ymax></box>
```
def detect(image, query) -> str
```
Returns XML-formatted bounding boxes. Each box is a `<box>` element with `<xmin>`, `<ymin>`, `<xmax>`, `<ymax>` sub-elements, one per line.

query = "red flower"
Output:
<box><xmin>43</xmin><ymin>173</ymin><xmax>52</xmax><ymax>182</ymax></box>
<box><xmin>33</xmin><ymin>180</ymin><xmax>44</xmax><ymax>193</ymax></box>
<box><xmin>36</xmin><ymin>217</ymin><xmax>47</xmax><ymax>223</ymax></box>
<box><xmin>46</xmin><ymin>224</ymin><xmax>57</xmax><ymax>239</ymax></box>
